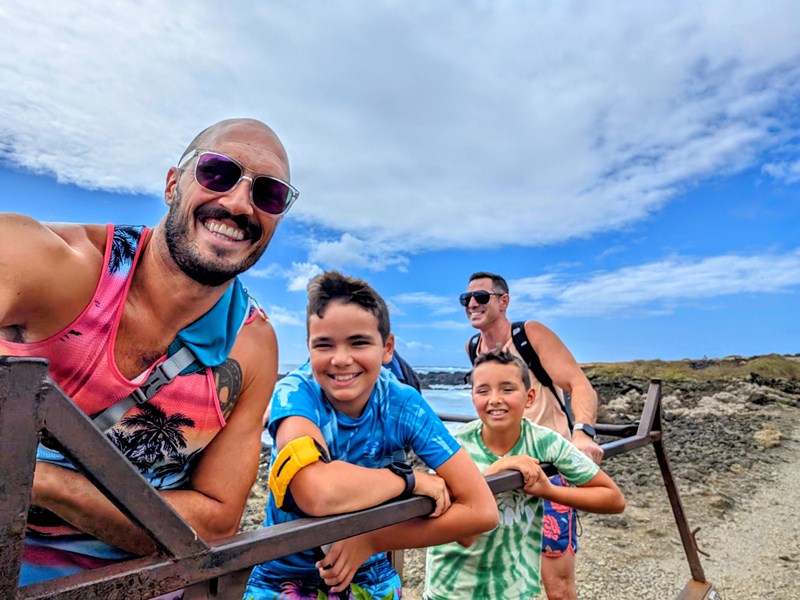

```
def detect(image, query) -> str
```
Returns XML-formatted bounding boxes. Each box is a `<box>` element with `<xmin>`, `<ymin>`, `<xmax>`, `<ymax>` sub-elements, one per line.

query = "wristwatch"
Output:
<box><xmin>385</xmin><ymin>461</ymin><xmax>416</xmax><ymax>498</ymax></box>
<box><xmin>573</xmin><ymin>423</ymin><xmax>597</xmax><ymax>439</ymax></box>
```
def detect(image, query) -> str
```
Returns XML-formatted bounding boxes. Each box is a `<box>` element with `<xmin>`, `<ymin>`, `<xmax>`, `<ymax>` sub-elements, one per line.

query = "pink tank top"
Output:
<box><xmin>1</xmin><ymin>224</ymin><xmax>249</xmax><ymax>491</ymax></box>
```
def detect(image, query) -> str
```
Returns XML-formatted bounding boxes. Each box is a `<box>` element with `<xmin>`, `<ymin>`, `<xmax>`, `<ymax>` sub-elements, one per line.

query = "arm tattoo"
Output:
<box><xmin>213</xmin><ymin>359</ymin><xmax>243</xmax><ymax>419</ymax></box>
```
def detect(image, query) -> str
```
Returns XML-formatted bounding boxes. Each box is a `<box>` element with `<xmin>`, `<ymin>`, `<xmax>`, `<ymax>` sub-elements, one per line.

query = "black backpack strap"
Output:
<box><xmin>510</xmin><ymin>321</ymin><xmax>574</xmax><ymax>431</ymax></box>
<box><xmin>468</xmin><ymin>333</ymin><xmax>481</xmax><ymax>365</ymax></box>
<box><xmin>395</xmin><ymin>351</ymin><xmax>422</xmax><ymax>393</ymax></box>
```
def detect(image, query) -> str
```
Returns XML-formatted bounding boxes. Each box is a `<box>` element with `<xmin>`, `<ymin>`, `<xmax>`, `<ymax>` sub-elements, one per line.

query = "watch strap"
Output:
<box><xmin>386</xmin><ymin>461</ymin><xmax>415</xmax><ymax>498</ymax></box>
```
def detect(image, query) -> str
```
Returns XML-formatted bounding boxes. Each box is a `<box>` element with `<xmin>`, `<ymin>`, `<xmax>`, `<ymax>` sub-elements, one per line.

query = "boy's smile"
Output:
<box><xmin>471</xmin><ymin>362</ymin><xmax>535</xmax><ymax>435</ymax></box>
<box><xmin>308</xmin><ymin>300</ymin><xmax>394</xmax><ymax>418</ymax></box>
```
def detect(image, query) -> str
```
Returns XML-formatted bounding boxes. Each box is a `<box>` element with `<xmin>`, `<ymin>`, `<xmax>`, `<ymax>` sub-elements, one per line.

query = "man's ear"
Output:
<box><xmin>499</xmin><ymin>293</ymin><xmax>510</xmax><ymax>312</ymax></box>
<box><xmin>525</xmin><ymin>387</ymin><xmax>536</xmax><ymax>409</ymax></box>
<box><xmin>164</xmin><ymin>166</ymin><xmax>180</xmax><ymax>205</ymax></box>
<box><xmin>382</xmin><ymin>332</ymin><xmax>395</xmax><ymax>364</ymax></box>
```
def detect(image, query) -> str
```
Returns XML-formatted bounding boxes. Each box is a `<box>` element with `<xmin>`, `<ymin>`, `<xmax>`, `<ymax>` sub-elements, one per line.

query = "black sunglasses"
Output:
<box><xmin>178</xmin><ymin>150</ymin><xmax>299</xmax><ymax>216</ymax></box>
<box><xmin>459</xmin><ymin>291</ymin><xmax>504</xmax><ymax>306</ymax></box>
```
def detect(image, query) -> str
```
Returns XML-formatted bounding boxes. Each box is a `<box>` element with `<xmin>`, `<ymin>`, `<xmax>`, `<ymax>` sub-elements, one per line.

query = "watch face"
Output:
<box><xmin>577</xmin><ymin>424</ymin><xmax>596</xmax><ymax>437</ymax></box>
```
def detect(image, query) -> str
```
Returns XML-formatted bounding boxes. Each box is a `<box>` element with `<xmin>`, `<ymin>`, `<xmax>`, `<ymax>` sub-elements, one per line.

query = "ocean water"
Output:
<box><xmin>421</xmin><ymin>386</ymin><xmax>476</xmax><ymax>420</ymax></box>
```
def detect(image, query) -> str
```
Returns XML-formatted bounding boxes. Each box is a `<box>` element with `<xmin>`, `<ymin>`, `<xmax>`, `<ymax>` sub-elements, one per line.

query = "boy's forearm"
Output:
<box><xmin>540</xmin><ymin>480</ymin><xmax>625</xmax><ymax>514</ymax></box>
<box><xmin>291</xmin><ymin>460</ymin><xmax>407</xmax><ymax>516</ymax></box>
<box><xmin>364</xmin><ymin>500</ymin><xmax>498</xmax><ymax>552</ymax></box>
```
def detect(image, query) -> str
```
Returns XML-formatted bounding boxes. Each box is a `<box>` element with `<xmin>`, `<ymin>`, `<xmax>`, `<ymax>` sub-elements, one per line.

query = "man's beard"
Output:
<box><xmin>164</xmin><ymin>186</ymin><xmax>268</xmax><ymax>287</ymax></box>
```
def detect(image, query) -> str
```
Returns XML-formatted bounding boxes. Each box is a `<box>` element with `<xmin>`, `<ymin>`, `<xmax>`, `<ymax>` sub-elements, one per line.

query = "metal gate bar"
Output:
<box><xmin>1</xmin><ymin>357</ymin><xmax>716</xmax><ymax>599</ymax></box>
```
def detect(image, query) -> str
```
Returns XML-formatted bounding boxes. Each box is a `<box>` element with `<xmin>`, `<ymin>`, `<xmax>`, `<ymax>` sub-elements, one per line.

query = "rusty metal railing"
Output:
<box><xmin>1</xmin><ymin>357</ymin><xmax>719</xmax><ymax>600</ymax></box>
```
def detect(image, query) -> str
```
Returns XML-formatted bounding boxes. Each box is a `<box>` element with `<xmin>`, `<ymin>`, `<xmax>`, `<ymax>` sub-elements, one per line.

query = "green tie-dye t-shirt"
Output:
<box><xmin>424</xmin><ymin>418</ymin><xmax>599</xmax><ymax>600</ymax></box>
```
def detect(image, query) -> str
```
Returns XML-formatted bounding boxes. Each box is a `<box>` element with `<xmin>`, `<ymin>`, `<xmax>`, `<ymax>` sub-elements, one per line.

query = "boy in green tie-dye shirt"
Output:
<box><xmin>425</xmin><ymin>349</ymin><xmax>625</xmax><ymax>599</ymax></box>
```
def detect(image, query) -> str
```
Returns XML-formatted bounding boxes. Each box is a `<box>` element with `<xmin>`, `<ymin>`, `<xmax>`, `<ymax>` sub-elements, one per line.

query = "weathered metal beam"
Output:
<box><xmin>653</xmin><ymin>437</ymin><xmax>707</xmax><ymax>583</ymax></box>
<box><xmin>20</xmin><ymin>494</ymin><xmax>440</xmax><ymax>599</ymax></box>
<box><xmin>0</xmin><ymin>358</ymin><xmax>47</xmax><ymax>600</ymax></box>
<box><xmin>38</xmin><ymin>382</ymin><xmax>208</xmax><ymax>558</ymax></box>
<box><xmin>637</xmin><ymin>378</ymin><xmax>662</xmax><ymax>438</ymax></box>
<box><xmin>602</xmin><ymin>432</ymin><xmax>662</xmax><ymax>460</ymax></box>
<box><xmin>2</xmin><ymin>367</ymin><xmax>714</xmax><ymax>600</ymax></box>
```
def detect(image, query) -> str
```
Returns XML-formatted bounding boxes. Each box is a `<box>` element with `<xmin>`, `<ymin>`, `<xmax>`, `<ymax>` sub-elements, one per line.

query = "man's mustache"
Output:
<box><xmin>197</xmin><ymin>206</ymin><xmax>263</xmax><ymax>241</ymax></box>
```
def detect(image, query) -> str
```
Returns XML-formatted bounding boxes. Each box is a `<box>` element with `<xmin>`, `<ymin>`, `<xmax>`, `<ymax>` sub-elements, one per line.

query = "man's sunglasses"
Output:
<box><xmin>178</xmin><ymin>150</ymin><xmax>299</xmax><ymax>216</ymax></box>
<box><xmin>459</xmin><ymin>291</ymin><xmax>504</xmax><ymax>306</ymax></box>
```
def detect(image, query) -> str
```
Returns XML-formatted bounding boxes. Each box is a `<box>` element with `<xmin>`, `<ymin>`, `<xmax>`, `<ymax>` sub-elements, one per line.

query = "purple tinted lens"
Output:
<box><xmin>195</xmin><ymin>153</ymin><xmax>242</xmax><ymax>192</ymax></box>
<box><xmin>252</xmin><ymin>177</ymin><xmax>291</xmax><ymax>215</ymax></box>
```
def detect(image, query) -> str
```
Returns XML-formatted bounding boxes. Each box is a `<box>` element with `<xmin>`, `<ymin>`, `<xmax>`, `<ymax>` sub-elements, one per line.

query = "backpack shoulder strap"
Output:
<box><xmin>91</xmin><ymin>345</ymin><xmax>198</xmax><ymax>432</ymax></box>
<box><xmin>510</xmin><ymin>321</ymin><xmax>573</xmax><ymax>430</ymax></box>
<box><xmin>468</xmin><ymin>333</ymin><xmax>481</xmax><ymax>365</ymax></box>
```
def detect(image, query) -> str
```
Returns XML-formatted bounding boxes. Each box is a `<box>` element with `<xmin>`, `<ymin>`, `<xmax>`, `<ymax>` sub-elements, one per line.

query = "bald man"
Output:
<box><xmin>1</xmin><ymin>118</ymin><xmax>295</xmax><ymax>586</ymax></box>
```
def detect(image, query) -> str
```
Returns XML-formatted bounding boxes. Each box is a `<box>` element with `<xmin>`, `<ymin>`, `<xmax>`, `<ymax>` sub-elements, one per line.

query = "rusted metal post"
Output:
<box><xmin>0</xmin><ymin>357</ymin><xmax>49</xmax><ymax>600</ymax></box>
<box><xmin>646</xmin><ymin>379</ymin><xmax>708</xmax><ymax>584</ymax></box>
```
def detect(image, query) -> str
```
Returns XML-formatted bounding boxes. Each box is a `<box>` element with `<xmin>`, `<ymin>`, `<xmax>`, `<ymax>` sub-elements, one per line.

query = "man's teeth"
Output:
<box><xmin>332</xmin><ymin>373</ymin><xmax>358</xmax><ymax>381</ymax></box>
<box><xmin>204</xmin><ymin>221</ymin><xmax>245</xmax><ymax>241</ymax></box>
<box><xmin>488</xmin><ymin>409</ymin><xmax>506</xmax><ymax>415</ymax></box>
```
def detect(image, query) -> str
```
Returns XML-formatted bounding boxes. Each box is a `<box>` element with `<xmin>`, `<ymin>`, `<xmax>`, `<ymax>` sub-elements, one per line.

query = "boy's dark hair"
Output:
<box><xmin>472</xmin><ymin>348</ymin><xmax>531</xmax><ymax>390</ymax></box>
<box><xmin>468</xmin><ymin>271</ymin><xmax>509</xmax><ymax>294</ymax></box>
<box><xmin>306</xmin><ymin>271</ymin><xmax>391</xmax><ymax>342</ymax></box>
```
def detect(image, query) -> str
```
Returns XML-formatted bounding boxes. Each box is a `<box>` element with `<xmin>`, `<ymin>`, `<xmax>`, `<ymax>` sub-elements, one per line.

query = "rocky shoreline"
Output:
<box><xmin>242</xmin><ymin>354</ymin><xmax>800</xmax><ymax>599</ymax></box>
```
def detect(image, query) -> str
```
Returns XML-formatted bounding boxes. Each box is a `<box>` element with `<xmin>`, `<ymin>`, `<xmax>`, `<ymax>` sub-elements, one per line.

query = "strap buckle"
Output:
<box><xmin>132</xmin><ymin>363</ymin><xmax>172</xmax><ymax>404</ymax></box>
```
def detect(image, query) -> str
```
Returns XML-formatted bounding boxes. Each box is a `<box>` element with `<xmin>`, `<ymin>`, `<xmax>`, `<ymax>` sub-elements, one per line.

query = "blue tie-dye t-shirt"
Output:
<box><xmin>249</xmin><ymin>361</ymin><xmax>460</xmax><ymax>586</ymax></box>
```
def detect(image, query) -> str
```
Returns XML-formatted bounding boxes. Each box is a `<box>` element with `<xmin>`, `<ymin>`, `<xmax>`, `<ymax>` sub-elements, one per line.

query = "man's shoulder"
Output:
<box><xmin>229</xmin><ymin>310</ymin><xmax>276</xmax><ymax>362</ymax></box>
<box><xmin>1</xmin><ymin>215</ymin><xmax>107</xmax><ymax>254</ymax></box>
<box><xmin>521</xmin><ymin>319</ymin><xmax>550</xmax><ymax>337</ymax></box>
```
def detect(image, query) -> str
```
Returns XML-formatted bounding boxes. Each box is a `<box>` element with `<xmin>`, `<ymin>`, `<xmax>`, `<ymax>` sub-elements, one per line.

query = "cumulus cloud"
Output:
<box><xmin>508</xmin><ymin>250</ymin><xmax>800</xmax><ymax>318</ymax></box>
<box><xmin>309</xmin><ymin>234</ymin><xmax>409</xmax><ymax>272</ymax></box>
<box><xmin>2</xmin><ymin>1</ymin><xmax>800</xmax><ymax>266</ymax></box>
<box><xmin>762</xmin><ymin>160</ymin><xmax>800</xmax><ymax>184</ymax></box>
<box><xmin>391</xmin><ymin>292</ymin><xmax>459</xmax><ymax>316</ymax></box>
<box><xmin>262</xmin><ymin>305</ymin><xmax>304</xmax><ymax>326</ymax></box>
<box><xmin>405</xmin><ymin>319</ymin><xmax>470</xmax><ymax>331</ymax></box>
<box><xmin>397</xmin><ymin>340</ymin><xmax>434</xmax><ymax>352</ymax></box>
<box><xmin>247</xmin><ymin>261</ymin><xmax>323</xmax><ymax>292</ymax></box>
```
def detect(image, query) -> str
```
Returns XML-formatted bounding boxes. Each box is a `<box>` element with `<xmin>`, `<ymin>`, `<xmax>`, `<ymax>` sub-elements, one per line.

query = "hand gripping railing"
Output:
<box><xmin>0</xmin><ymin>357</ymin><xmax>719</xmax><ymax>600</ymax></box>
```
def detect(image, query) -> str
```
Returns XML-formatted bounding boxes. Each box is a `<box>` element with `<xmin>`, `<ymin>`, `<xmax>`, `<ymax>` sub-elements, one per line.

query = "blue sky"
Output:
<box><xmin>2</xmin><ymin>1</ymin><xmax>799</xmax><ymax>369</ymax></box>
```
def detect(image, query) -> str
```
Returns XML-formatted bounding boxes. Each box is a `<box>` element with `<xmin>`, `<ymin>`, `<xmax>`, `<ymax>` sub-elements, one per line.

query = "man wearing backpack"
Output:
<box><xmin>461</xmin><ymin>271</ymin><xmax>603</xmax><ymax>600</ymax></box>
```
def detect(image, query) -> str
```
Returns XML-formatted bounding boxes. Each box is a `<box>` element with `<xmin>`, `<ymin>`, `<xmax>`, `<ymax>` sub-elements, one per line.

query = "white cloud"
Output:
<box><xmin>397</xmin><ymin>339</ymin><xmax>434</xmax><ymax>352</ymax></box>
<box><xmin>405</xmin><ymin>319</ymin><xmax>470</xmax><ymax>331</ymax></box>
<box><xmin>247</xmin><ymin>261</ymin><xmax>323</xmax><ymax>292</ymax></box>
<box><xmin>263</xmin><ymin>305</ymin><xmax>304</xmax><ymax>326</ymax></box>
<box><xmin>285</xmin><ymin>263</ymin><xmax>325</xmax><ymax>292</ymax></box>
<box><xmin>508</xmin><ymin>250</ymin><xmax>800</xmax><ymax>318</ymax></box>
<box><xmin>2</xmin><ymin>1</ymin><xmax>800</xmax><ymax>267</ymax></box>
<box><xmin>762</xmin><ymin>160</ymin><xmax>800</xmax><ymax>184</ymax></box>
<box><xmin>309</xmin><ymin>234</ymin><xmax>409</xmax><ymax>272</ymax></box>
<box><xmin>391</xmin><ymin>292</ymin><xmax>459</xmax><ymax>316</ymax></box>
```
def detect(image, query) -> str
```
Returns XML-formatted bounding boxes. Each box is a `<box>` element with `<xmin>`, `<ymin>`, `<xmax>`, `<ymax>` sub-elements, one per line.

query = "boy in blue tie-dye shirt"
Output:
<box><xmin>245</xmin><ymin>271</ymin><xmax>497</xmax><ymax>599</ymax></box>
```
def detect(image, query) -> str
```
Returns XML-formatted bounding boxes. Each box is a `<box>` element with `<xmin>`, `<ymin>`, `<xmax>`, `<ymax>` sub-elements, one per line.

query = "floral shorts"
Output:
<box><xmin>541</xmin><ymin>474</ymin><xmax>578</xmax><ymax>557</ymax></box>
<box><xmin>242</xmin><ymin>572</ymin><xmax>402</xmax><ymax>600</ymax></box>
